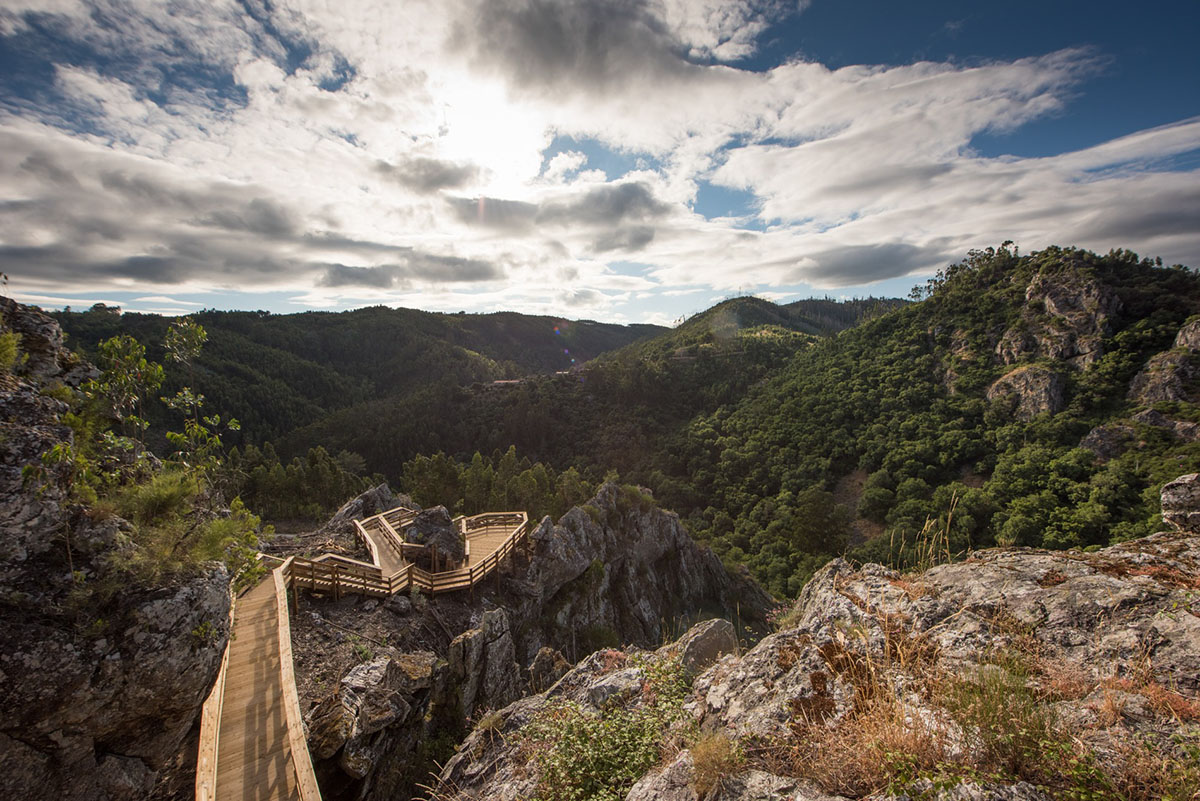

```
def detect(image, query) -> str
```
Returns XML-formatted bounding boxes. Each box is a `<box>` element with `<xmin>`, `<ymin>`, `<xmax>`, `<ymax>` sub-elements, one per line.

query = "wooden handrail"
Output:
<box><xmin>194</xmin><ymin>601</ymin><xmax>234</xmax><ymax>801</ymax></box>
<box><xmin>274</xmin><ymin>562</ymin><xmax>322</xmax><ymax>801</ymax></box>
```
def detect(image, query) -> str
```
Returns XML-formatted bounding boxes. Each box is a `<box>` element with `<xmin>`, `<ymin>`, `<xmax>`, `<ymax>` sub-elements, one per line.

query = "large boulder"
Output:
<box><xmin>405</xmin><ymin>506</ymin><xmax>465</xmax><ymax>565</ymax></box>
<box><xmin>986</xmin><ymin>365</ymin><xmax>1066</xmax><ymax>420</ymax></box>
<box><xmin>1162</xmin><ymin>473</ymin><xmax>1200</xmax><ymax>532</ymax></box>
<box><xmin>320</xmin><ymin>484</ymin><xmax>414</xmax><ymax>536</ymax></box>
<box><xmin>507</xmin><ymin>483</ymin><xmax>773</xmax><ymax>666</ymax></box>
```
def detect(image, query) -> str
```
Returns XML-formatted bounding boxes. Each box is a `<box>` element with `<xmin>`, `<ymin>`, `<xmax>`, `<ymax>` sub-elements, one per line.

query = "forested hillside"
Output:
<box><xmin>369</xmin><ymin>246</ymin><xmax>1199</xmax><ymax>596</ymax></box>
<box><xmin>50</xmin><ymin>246</ymin><xmax>1200</xmax><ymax>598</ymax></box>
<box><xmin>53</xmin><ymin>304</ymin><xmax>662</xmax><ymax>445</ymax></box>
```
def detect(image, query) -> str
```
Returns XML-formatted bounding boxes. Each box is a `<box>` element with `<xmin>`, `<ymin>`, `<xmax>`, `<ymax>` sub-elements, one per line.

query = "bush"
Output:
<box><xmin>521</xmin><ymin>656</ymin><xmax>691</xmax><ymax>801</ymax></box>
<box><xmin>0</xmin><ymin>330</ymin><xmax>21</xmax><ymax>374</ymax></box>
<box><xmin>690</xmin><ymin>732</ymin><xmax>741</xmax><ymax>798</ymax></box>
<box><xmin>115</xmin><ymin>469</ymin><xmax>197</xmax><ymax>524</ymax></box>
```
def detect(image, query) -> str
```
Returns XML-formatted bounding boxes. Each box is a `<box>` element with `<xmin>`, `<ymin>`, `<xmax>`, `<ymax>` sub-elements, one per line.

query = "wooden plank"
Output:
<box><xmin>274</xmin><ymin>565</ymin><xmax>323</xmax><ymax>801</ymax></box>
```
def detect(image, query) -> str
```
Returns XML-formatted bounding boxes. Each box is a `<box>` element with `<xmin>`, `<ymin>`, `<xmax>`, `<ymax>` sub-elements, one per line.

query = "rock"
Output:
<box><xmin>305</xmin><ymin>652</ymin><xmax>442</xmax><ymax>782</ymax></box>
<box><xmin>320</xmin><ymin>483</ymin><xmax>413</xmax><ymax>535</ymax></box>
<box><xmin>406</xmin><ymin>506</ymin><xmax>465</xmax><ymax>565</ymax></box>
<box><xmin>659</xmin><ymin>618</ymin><xmax>738</xmax><ymax>677</ymax></box>
<box><xmin>1133</xmin><ymin>408</ymin><xmax>1200</xmax><ymax>441</ymax></box>
<box><xmin>1128</xmin><ymin>350</ymin><xmax>1195</xmax><ymax>405</ymax></box>
<box><xmin>995</xmin><ymin>267</ymin><xmax>1120</xmax><ymax>369</ymax></box>
<box><xmin>1078</xmin><ymin>423</ymin><xmax>1135</xmax><ymax>461</ymax></box>
<box><xmin>528</xmin><ymin>646</ymin><xmax>570</xmax><ymax>692</ymax></box>
<box><xmin>510</xmin><ymin>483</ymin><xmax>773</xmax><ymax>666</ymax></box>
<box><xmin>1173</xmin><ymin>317</ymin><xmax>1200</xmax><ymax>350</ymax></box>
<box><xmin>875</xmin><ymin>780</ymin><xmax>1049</xmax><ymax>800</ymax></box>
<box><xmin>448</xmin><ymin>609</ymin><xmax>522</xmax><ymax>719</ymax></box>
<box><xmin>625</xmin><ymin>750</ymin><xmax>697</xmax><ymax>801</ymax></box>
<box><xmin>1162</xmin><ymin>473</ymin><xmax>1200</xmax><ymax>532</ymax></box>
<box><xmin>587</xmin><ymin>667</ymin><xmax>644</xmax><ymax>707</ymax></box>
<box><xmin>986</xmin><ymin>365</ymin><xmax>1066</xmax><ymax>420</ymax></box>
<box><xmin>385</xmin><ymin>594</ymin><xmax>412</xmax><ymax>615</ymax></box>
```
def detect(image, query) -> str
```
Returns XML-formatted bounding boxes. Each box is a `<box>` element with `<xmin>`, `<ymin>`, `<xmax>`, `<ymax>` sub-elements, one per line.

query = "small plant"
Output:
<box><xmin>690</xmin><ymin>732</ymin><xmax>741</xmax><ymax>798</ymax></box>
<box><xmin>350</xmin><ymin>636</ymin><xmax>373</xmax><ymax>662</ymax></box>
<box><xmin>191</xmin><ymin>621</ymin><xmax>218</xmax><ymax>647</ymax></box>
<box><xmin>520</xmin><ymin>655</ymin><xmax>692</xmax><ymax>801</ymax></box>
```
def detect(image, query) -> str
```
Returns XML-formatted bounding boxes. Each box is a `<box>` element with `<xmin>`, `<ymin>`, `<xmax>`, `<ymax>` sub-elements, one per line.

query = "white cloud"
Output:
<box><xmin>0</xmin><ymin>0</ymin><xmax>1196</xmax><ymax>323</ymax></box>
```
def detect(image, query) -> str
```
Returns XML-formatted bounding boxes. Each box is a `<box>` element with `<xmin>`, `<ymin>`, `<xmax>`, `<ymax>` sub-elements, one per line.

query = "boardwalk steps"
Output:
<box><xmin>197</xmin><ymin>508</ymin><xmax>531</xmax><ymax>801</ymax></box>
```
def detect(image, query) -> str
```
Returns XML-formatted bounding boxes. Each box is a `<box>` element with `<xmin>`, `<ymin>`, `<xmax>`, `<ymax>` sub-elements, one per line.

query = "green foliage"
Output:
<box><xmin>397</xmin><ymin>446</ymin><xmax>595</xmax><ymax>521</ymax></box>
<box><xmin>521</xmin><ymin>655</ymin><xmax>691</xmax><ymax>801</ymax></box>
<box><xmin>229</xmin><ymin>443</ymin><xmax>376</xmax><ymax>520</ymax></box>
<box><xmin>0</xmin><ymin>329</ymin><xmax>20</xmax><ymax>373</ymax></box>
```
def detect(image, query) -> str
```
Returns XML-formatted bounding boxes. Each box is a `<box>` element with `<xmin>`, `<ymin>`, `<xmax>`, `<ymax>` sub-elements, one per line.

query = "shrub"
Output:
<box><xmin>115</xmin><ymin>469</ymin><xmax>197</xmax><ymax>525</ymax></box>
<box><xmin>690</xmin><ymin>732</ymin><xmax>741</xmax><ymax>798</ymax></box>
<box><xmin>0</xmin><ymin>329</ymin><xmax>20</xmax><ymax>374</ymax></box>
<box><xmin>521</xmin><ymin>656</ymin><xmax>691</xmax><ymax>801</ymax></box>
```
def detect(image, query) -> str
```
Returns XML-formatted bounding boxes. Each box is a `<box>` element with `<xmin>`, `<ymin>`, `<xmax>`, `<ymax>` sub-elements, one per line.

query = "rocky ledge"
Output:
<box><xmin>430</xmin><ymin>474</ymin><xmax>1200</xmax><ymax>801</ymax></box>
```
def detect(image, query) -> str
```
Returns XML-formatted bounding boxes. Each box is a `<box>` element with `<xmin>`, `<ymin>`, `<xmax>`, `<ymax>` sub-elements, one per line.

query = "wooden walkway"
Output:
<box><xmin>197</xmin><ymin>507</ymin><xmax>532</xmax><ymax>801</ymax></box>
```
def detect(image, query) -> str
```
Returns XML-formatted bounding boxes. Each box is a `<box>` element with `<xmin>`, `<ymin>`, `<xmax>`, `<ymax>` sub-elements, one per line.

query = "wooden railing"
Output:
<box><xmin>197</xmin><ymin>507</ymin><xmax>531</xmax><ymax>800</ymax></box>
<box><xmin>274</xmin><ymin>561</ymin><xmax>321</xmax><ymax>801</ymax></box>
<box><xmin>195</xmin><ymin>612</ymin><xmax>232</xmax><ymax>801</ymax></box>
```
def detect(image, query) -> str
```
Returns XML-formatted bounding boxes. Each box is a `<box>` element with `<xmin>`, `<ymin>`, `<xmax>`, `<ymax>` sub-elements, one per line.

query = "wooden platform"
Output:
<box><xmin>214</xmin><ymin>579</ymin><xmax>297</xmax><ymax>801</ymax></box>
<box><xmin>197</xmin><ymin>507</ymin><xmax>532</xmax><ymax>801</ymax></box>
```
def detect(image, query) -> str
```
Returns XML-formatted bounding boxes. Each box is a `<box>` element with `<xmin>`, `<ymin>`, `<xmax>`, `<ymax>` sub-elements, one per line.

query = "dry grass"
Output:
<box><xmin>690</xmin><ymin>732</ymin><xmax>741</xmax><ymax>798</ymax></box>
<box><xmin>1102</xmin><ymin>676</ymin><xmax>1200</xmax><ymax>723</ymax></box>
<box><xmin>1038</xmin><ymin>657</ymin><xmax>1096</xmax><ymax>701</ymax></box>
<box><xmin>1112</xmin><ymin>738</ymin><xmax>1200</xmax><ymax>801</ymax></box>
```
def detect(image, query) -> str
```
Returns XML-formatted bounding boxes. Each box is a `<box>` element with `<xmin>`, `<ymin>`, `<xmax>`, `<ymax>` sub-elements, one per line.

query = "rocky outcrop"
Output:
<box><xmin>306</xmin><ymin>651</ymin><xmax>447</xmax><ymax>794</ymax></box>
<box><xmin>434</xmin><ymin>476</ymin><xmax>1200</xmax><ymax>801</ymax></box>
<box><xmin>0</xmin><ymin>299</ymin><xmax>230</xmax><ymax>801</ymax></box>
<box><xmin>319</xmin><ymin>483</ymin><xmax>413</xmax><ymax>536</ymax></box>
<box><xmin>1162</xmin><ymin>473</ymin><xmax>1200</xmax><ymax>532</ymax></box>
<box><xmin>1174</xmin><ymin>316</ymin><xmax>1200</xmax><ymax>350</ymax></box>
<box><xmin>406</xmin><ymin>506</ymin><xmax>465</xmax><ymax>565</ymax></box>
<box><xmin>995</xmin><ymin>268</ymin><xmax>1120</xmax><ymax>368</ymax></box>
<box><xmin>1127</xmin><ymin>350</ymin><xmax>1195</xmax><ymax>405</ymax></box>
<box><xmin>985</xmin><ymin>365</ymin><xmax>1065</xmax><ymax>420</ymax></box>
<box><xmin>1127</xmin><ymin>316</ymin><xmax>1199</xmax><ymax>406</ymax></box>
<box><xmin>448</xmin><ymin>608</ymin><xmax>522</xmax><ymax>719</ymax></box>
<box><xmin>506</xmin><ymin>483</ymin><xmax>773</xmax><ymax>666</ymax></box>
<box><xmin>1078</xmin><ymin>422</ymin><xmax>1136</xmax><ymax>461</ymax></box>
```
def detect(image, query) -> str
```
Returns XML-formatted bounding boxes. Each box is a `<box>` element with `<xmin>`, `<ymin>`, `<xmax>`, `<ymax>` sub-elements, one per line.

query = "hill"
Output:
<box><xmin>52</xmin><ymin>304</ymin><xmax>663</xmax><ymax>445</ymax></box>
<box><xmin>273</xmin><ymin>295</ymin><xmax>892</xmax><ymax>482</ymax></box>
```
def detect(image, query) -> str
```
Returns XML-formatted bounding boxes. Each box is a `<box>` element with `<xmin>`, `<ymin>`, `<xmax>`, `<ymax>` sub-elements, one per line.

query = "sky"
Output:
<box><xmin>0</xmin><ymin>0</ymin><xmax>1198</xmax><ymax>325</ymax></box>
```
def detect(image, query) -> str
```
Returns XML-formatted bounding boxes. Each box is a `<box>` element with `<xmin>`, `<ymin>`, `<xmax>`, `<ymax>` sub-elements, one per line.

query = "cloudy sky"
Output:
<box><xmin>1</xmin><ymin>0</ymin><xmax>1198</xmax><ymax>323</ymax></box>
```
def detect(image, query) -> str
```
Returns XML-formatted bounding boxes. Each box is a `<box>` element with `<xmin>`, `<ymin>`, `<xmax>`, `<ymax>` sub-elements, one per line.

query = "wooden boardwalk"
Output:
<box><xmin>197</xmin><ymin>508</ymin><xmax>531</xmax><ymax>801</ymax></box>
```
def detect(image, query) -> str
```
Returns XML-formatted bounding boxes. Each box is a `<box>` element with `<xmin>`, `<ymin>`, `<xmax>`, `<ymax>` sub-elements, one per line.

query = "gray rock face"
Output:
<box><xmin>1132</xmin><ymin>408</ymin><xmax>1200</xmax><ymax>441</ymax></box>
<box><xmin>985</xmin><ymin>365</ymin><xmax>1065</xmax><ymax>420</ymax></box>
<box><xmin>1162</xmin><ymin>473</ymin><xmax>1200</xmax><ymax>532</ymax></box>
<box><xmin>658</xmin><ymin>617</ymin><xmax>738</xmax><ymax>677</ymax></box>
<box><xmin>0</xmin><ymin>567</ymin><xmax>231</xmax><ymax>801</ymax></box>
<box><xmin>306</xmin><ymin>652</ymin><xmax>442</xmax><ymax>782</ymax></box>
<box><xmin>1173</xmin><ymin>316</ymin><xmax>1200</xmax><ymax>350</ymax></box>
<box><xmin>1127</xmin><ymin>349</ymin><xmax>1195</xmax><ymax>405</ymax></box>
<box><xmin>406</xmin><ymin>506</ymin><xmax>464</xmax><ymax>565</ymax></box>
<box><xmin>995</xmin><ymin>268</ymin><xmax>1120</xmax><ymax>368</ymax></box>
<box><xmin>320</xmin><ymin>483</ymin><xmax>412</xmax><ymax>535</ymax></box>
<box><xmin>528</xmin><ymin>646</ymin><xmax>570</xmax><ymax>692</ymax></box>
<box><xmin>448</xmin><ymin>608</ymin><xmax>522</xmax><ymax>719</ymax></box>
<box><xmin>1078</xmin><ymin>422</ymin><xmax>1135</xmax><ymax>461</ymax></box>
<box><xmin>0</xmin><ymin>298</ymin><xmax>230</xmax><ymax>801</ymax></box>
<box><xmin>508</xmin><ymin>483</ymin><xmax>772</xmax><ymax>666</ymax></box>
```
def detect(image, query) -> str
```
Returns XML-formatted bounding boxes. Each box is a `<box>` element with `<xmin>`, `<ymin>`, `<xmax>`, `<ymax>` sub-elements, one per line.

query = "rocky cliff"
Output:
<box><xmin>429</xmin><ymin>474</ymin><xmax>1200</xmax><ymax>801</ymax></box>
<box><xmin>0</xmin><ymin>299</ymin><xmax>230</xmax><ymax>801</ymax></box>
<box><xmin>289</xmin><ymin>481</ymin><xmax>772</xmax><ymax>800</ymax></box>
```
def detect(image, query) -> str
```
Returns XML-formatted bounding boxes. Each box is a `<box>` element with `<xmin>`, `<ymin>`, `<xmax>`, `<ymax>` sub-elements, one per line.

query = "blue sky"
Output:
<box><xmin>0</xmin><ymin>0</ymin><xmax>1197</xmax><ymax>325</ymax></box>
